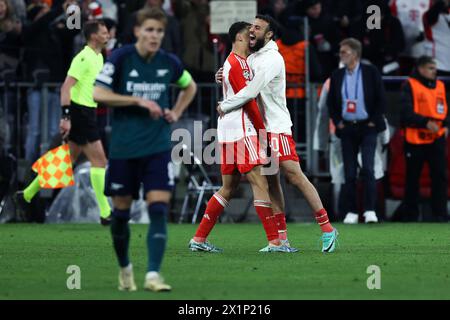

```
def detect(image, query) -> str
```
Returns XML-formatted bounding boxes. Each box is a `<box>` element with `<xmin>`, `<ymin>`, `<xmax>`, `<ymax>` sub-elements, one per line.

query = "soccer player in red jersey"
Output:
<box><xmin>188</xmin><ymin>22</ymin><xmax>297</xmax><ymax>253</ymax></box>
<box><xmin>217</xmin><ymin>15</ymin><xmax>338</xmax><ymax>253</ymax></box>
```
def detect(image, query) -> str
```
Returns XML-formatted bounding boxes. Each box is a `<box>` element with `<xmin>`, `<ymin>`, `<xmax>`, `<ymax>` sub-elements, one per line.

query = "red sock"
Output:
<box><xmin>254</xmin><ymin>200</ymin><xmax>279</xmax><ymax>242</ymax></box>
<box><xmin>274</xmin><ymin>212</ymin><xmax>287</xmax><ymax>240</ymax></box>
<box><xmin>315</xmin><ymin>208</ymin><xmax>334</xmax><ymax>233</ymax></box>
<box><xmin>194</xmin><ymin>193</ymin><xmax>228</xmax><ymax>241</ymax></box>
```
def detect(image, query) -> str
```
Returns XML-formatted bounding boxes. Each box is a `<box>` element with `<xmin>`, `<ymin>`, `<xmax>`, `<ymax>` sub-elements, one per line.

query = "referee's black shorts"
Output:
<box><xmin>68</xmin><ymin>101</ymin><xmax>101</xmax><ymax>145</ymax></box>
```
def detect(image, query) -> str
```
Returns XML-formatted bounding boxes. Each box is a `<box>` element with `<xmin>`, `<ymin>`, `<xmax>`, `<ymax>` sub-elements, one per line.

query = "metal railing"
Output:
<box><xmin>1</xmin><ymin>77</ymin><xmax>449</xmax><ymax>181</ymax></box>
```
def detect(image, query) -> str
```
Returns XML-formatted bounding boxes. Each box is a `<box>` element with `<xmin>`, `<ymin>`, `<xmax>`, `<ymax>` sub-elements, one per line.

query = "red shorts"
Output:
<box><xmin>268</xmin><ymin>133</ymin><xmax>300</xmax><ymax>162</ymax></box>
<box><xmin>220</xmin><ymin>136</ymin><xmax>267</xmax><ymax>175</ymax></box>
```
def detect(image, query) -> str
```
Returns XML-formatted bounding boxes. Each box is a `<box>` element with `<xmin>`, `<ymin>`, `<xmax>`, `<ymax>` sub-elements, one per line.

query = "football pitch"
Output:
<box><xmin>0</xmin><ymin>223</ymin><xmax>449</xmax><ymax>300</ymax></box>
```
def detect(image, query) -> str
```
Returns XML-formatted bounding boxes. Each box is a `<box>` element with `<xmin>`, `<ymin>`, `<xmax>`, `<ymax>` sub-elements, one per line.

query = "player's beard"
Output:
<box><xmin>251</xmin><ymin>37</ymin><xmax>266</xmax><ymax>52</ymax></box>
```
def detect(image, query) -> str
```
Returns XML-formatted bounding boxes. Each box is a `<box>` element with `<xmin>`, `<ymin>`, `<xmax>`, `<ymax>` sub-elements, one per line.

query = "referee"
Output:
<box><xmin>17</xmin><ymin>20</ymin><xmax>112</xmax><ymax>225</ymax></box>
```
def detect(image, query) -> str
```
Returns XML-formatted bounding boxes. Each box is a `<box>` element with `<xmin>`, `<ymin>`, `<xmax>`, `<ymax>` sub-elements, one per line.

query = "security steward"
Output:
<box><xmin>401</xmin><ymin>56</ymin><xmax>449</xmax><ymax>222</ymax></box>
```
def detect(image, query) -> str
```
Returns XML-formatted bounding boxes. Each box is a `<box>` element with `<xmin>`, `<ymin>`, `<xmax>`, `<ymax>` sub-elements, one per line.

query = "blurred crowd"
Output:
<box><xmin>1</xmin><ymin>0</ymin><xmax>449</xmax><ymax>222</ymax></box>
<box><xmin>1</xmin><ymin>0</ymin><xmax>450</xmax><ymax>84</ymax></box>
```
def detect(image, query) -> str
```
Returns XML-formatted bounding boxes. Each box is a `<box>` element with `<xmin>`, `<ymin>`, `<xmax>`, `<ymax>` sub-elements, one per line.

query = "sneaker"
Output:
<box><xmin>118</xmin><ymin>264</ymin><xmax>137</xmax><ymax>291</ymax></box>
<box><xmin>188</xmin><ymin>239</ymin><xmax>223</xmax><ymax>253</ymax></box>
<box><xmin>259</xmin><ymin>243</ymin><xmax>293</xmax><ymax>253</ymax></box>
<box><xmin>144</xmin><ymin>272</ymin><xmax>172</xmax><ymax>292</ymax></box>
<box><xmin>281</xmin><ymin>239</ymin><xmax>300</xmax><ymax>253</ymax></box>
<box><xmin>363</xmin><ymin>211</ymin><xmax>379</xmax><ymax>223</ymax></box>
<box><xmin>13</xmin><ymin>191</ymin><xmax>30</xmax><ymax>222</ymax></box>
<box><xmin>343</xmin><ymin>212</ymin><xmax>359</xmax><ymax>224</ymax></box>
<box><xmin>321</xmin><ymin>228</ymin><xmax>339</xmax><ymax>253</ymax></box>
<box><xmin>100</xmin><ymin>216</ymin><xmax>111</xmax><ymax>226</ymax></box>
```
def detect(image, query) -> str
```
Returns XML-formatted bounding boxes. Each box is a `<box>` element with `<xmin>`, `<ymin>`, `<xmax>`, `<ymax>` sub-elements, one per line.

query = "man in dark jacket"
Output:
<box><xmin>399</xmin><ymin>56</ymin><xmax>448</xmax><ymax>222</ymax></box>
<box><xmin>119</xmin><ymin>0</ymin><xmax>181</xmax><ymax>56</ymax></box>
<box><xmin>327</xmin><ymin>38</ymin><xmax>387</xmax><ymax>224</ymax></box>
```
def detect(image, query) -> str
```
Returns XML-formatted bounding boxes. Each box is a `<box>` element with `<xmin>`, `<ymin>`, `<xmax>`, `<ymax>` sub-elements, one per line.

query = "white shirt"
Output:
<box><xmin>425</xmin><ymin>12</ymin><xmax>450</xmax><ymax>72</ymax></box>
<box><xmin>391</xmin><ymin>0</ymin><xmax>430</xmax><ymax>58</ymax></box>
<box><xmin>220</xmin><ymin>40</ymin><xmax>293</xmax><ymax>135</ymax></box>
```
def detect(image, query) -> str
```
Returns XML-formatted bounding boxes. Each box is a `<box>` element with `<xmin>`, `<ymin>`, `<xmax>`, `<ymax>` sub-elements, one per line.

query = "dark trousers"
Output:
<box><xmin>403</xmin><ymin>136</ymin><xmax>448</xmax><ymax>222</ymax></box>
<box><xmin>340</xmin><ymin>122</ymin><xmax>377</xmax><ymax>214</ymax></box>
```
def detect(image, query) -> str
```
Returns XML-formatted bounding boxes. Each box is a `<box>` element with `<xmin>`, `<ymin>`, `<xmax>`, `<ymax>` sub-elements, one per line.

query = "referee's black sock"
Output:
<box><xmin>111</xmin><ymin>208</ymin><xmax>131</xmax><ymax>268</ymax></box>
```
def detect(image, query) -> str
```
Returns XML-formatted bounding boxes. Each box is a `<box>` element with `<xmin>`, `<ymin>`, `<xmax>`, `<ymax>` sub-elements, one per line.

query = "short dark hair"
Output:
<box><xmin>83</xmin><ymin>20</ymin><xmax>106</xmax><ymax>41</ymax></box>
<box><xmin>136</xmin><ymin>7</ymin><xmax>167</xmax><ymax>27</ymax></box>
<box><xmin>416</xmin><ymin>55</ymin><xmax>436</xmax><ymax>67</ymax></box>
<box><xmin>102</xmin><ymin>17</ymin><xmax>117</xmax><ymax>32</ymax></box>
<box><xmin>228</xmin><ymin>21</ymin><xmax>251</xmax><ymax>43</ymax></box>
<box><xmin>255</xmin><ymin>14</ymin><xmax>278</xmax><ymax>39</ymax></box>
<box><xmin>340</xmin><ymin>38</ymin><xmax>362</xmax><ymax>58</ymax></box>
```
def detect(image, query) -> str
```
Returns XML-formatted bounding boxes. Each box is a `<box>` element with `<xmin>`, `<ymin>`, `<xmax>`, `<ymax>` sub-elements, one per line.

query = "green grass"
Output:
<box><xmin>0</xmin><ymin>223</ymin><xmax>449</xmax><ymax>300</ymax></box>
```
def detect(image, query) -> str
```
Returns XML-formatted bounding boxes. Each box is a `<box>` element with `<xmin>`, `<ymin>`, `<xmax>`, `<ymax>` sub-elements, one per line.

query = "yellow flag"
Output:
<box><xmin>32</xmin><ymin>144</ymin><xmax>75</xmax><ymax>189</ymax></box>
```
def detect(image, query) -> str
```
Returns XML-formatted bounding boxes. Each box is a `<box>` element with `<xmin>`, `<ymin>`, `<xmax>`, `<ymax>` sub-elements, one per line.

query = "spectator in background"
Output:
<box><xmin>21</xmin><ymin>0</ymin><xmax>70</xmax><ymax>162</ymax></box>
<box><xmin>314</xmin><ymin>75</ymin><xmax>390</xmax><ymax>220</ymax></box>
<box><xmin>120</xmin><ymin>0</ymin><xmax>181</xmax><ymax>57</ymax></box>
<box><xmin>97</xmin><ymin>0</ymin><xmax>118</xmax><ymax>21</ymax></box>
<box><xmin>260</xmin><ymin>0</ymin><xmax>288</xmax><ymax>21</ymax></box>
<box><xmin>115</xmin><ymin>0</ymin><xmax>151</xmax><ymax>37</ymax></box>
<box><xmin>399</xmin><ymin>56</ymin><xmax>448</xmax><ymax>222</ymax></box>
<box><xmin>103</xmin><ymin>17</ymin><xmax>118</xmax><ymax>54</ymax></box>
<box><xmin>174</xmin><ymin>0</ymin><xmax>215</xmax><ymax>82</ymax></box>
<box><xmin>355</xmin><ymin>0</ymin><xmax>405</xmax><ymax>75</ymax></box>
<box><xmin>303</xmin><ymin>0</ymin><xmax>339</xmax><ymax>79</ymax></box>
<box><xmin>390</xmin><ymin>0</ymin><xmax>431</xmax><ymax>75</ymax></box>
<box><xmin>8</xmin><ymin>0</ymin><xmax>25</xmax><ymax>22</ymax></box>
<box><xmin>330</xmin><ymin>0</ymin><xmax>363</xmax><ymax>41</ymax></box>
<box><xmin>73</xmin><ymin>0</ymin><xmax>105</xmax><ymax>55</ymax></box>
<box><xmin>423</xmin><ymin>0</ymin><xmax>450</xmax><ymax>77</ymax></box>
<box><xmin>0</xmin><ymin>0</ymin><xmax>22</xmax><ymax>154</ymax></box>
<box><xmin>0</xmin><ymin>0</ymin><xmax>22</xmax><ymax>72</ymax></box>
<box><xmin>276</xmin><ymin>18</ymin><xmax>323</xmax><ymax>144</ymax></box>
<box><xmin>327</xmin><ymin>38</ymin><xmax>387</xmax><ymax>224</ymax></box>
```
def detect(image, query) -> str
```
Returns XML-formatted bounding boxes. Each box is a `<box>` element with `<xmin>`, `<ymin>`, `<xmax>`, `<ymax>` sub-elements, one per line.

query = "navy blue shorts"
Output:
<box><xmin>105</xmin><ymin>151</ymin><xmax>175</xmax><ymax>199</ymax></box>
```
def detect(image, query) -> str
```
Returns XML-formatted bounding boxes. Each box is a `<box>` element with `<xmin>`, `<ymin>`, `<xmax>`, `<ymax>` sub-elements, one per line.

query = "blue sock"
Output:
<box><xmin>147</xmin><ymin>202</ymin><xmax>168</xmax><ymax>272</ymax></box>
<box><xmin>110</xmin><ymin>208</ymin><xmax>131</xmax><ymax>268</ymax></box>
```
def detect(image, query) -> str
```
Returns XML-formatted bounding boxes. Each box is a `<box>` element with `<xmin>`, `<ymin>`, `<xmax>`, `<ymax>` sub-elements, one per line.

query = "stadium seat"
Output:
<box><xmin>177</xmin><ymin>144</ymin><xmax>221</xmax><ymax>224</ymax></box>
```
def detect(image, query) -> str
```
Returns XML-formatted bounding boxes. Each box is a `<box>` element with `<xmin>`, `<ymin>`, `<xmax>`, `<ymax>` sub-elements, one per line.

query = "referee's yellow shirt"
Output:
<box><xmin>67</xmin><ymin>45</ymin><xmax>104</xmax><ymax>108</ymax></box>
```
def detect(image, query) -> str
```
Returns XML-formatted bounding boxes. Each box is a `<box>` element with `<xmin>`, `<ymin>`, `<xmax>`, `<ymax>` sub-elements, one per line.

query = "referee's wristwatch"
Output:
<box><xmin>62</xmin><ymin>105</ymin><xmax>71</xmax><ymax>120</ymax></box>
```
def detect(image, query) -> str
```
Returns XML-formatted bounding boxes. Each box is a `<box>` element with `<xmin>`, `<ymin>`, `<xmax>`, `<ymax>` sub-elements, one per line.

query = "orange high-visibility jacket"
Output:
<box><xmin>276</xmin><ymin>39</ymin><xmax>306</xmax><ymax>99</ymax></box>
<box><xmin>405</xmin><ymin>77</ymin><xmax>448</xmax><ymax>144</ymax></box>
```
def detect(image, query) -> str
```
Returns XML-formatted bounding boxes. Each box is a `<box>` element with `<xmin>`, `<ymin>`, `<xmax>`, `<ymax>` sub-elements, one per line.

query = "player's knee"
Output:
<box><xmin>113</xmin><ymin>197</ymin><xmax>132</xmax><ymax>210</ymax></box>
<box><xmin>253</xmin><ymin>180</ymin><xmax>269</xmax><ymax>194</ymax></box>
<box><xmin>285</xmin><ymin>169</ymin><xmax>302</xmax><ymax>186</ymax></box>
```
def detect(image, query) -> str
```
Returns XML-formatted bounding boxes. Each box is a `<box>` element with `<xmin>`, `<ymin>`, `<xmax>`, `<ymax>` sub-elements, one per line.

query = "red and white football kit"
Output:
<box><xmin>220</xmin><ymin>40</ymin><xmax>299</xmax><ymax>163</ymax></box>
<box><xmin>218</xmin><ymin>52</ymin><xmax>268</xmax><ymax>174</ymax></box>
